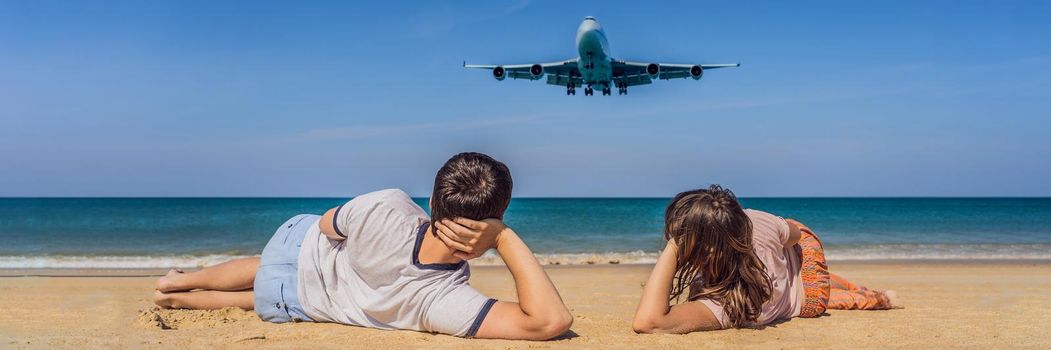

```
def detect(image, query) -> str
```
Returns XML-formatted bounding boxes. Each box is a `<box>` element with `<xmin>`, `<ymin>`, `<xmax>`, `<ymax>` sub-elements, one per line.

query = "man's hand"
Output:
<box><xmin>434</xmin><ymin>217</ymin><xmax>507</xmax><ymax>260</ymax></box>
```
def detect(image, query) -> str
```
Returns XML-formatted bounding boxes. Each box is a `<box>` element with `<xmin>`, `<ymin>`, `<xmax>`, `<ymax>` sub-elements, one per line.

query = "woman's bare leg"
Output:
<box><xmin>156</xmin><ymin>257</ymin><xmax>260</xmax><ymax>292</ymax></box>
<box><xmin>828</xmin><ymin>272</ymin><xmax>901</xmax><ymax>309</ymax></box>
<box><xmin>830</xmin><ymin>272</ymin><xmax>866</xmax><ymax>291</ymax></box>
<box><xmin>154</xmin><ymin>290</ymin><xmax>254</xmax><ymax>310</ymax></box>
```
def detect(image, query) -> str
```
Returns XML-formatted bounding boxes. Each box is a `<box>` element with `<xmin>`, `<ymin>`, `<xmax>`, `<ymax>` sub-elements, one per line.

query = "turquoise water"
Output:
<box><xmin>2</xmin><ymin>197</ymin><xmax>1050</xmax><ymax>268</ymax></box>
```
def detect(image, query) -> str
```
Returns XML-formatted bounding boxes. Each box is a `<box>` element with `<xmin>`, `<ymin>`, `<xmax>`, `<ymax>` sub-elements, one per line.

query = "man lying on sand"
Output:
<box><xmin>154</xmin><ymin>152</ymin><xmax>573</xmax><ymax>340</ymax></box>
<box><xmin>633</xmin><ymin>185</ymin><xmax>901</xmax><ymax>333</ymax></box>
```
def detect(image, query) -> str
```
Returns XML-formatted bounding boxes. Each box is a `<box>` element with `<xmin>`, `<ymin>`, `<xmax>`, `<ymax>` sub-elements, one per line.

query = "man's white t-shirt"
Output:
<box><xmin>296</xmin><ymin>189</ymin><xmax>496</xmax><ymax>337</ymax></box>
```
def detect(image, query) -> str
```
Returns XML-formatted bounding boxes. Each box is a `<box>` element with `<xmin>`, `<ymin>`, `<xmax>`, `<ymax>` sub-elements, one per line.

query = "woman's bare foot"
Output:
<box><xmin>883</xmin><ymin>290</ymin><xmax>903</xmax><ymax>309</ymax></box>
<box><xmin>873</xmin><ymin>290</ymin><xmax>903</xmax><ymax>309</ymax></box>
<box><xmin>156</xmin><ymin>269</ymin><xmax>187</xmax><ymax>292</ymax></box>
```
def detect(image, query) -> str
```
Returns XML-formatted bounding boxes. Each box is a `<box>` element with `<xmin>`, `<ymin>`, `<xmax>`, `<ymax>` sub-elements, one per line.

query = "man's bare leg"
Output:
<box><xmin>154</xmin><ymin>290</ymin><xmax>255</xmax><ymax>310</ymax></box>
<box><xmin>156</xmin><ymin>257</ymin><xmax>260</xmax><ymax>292</ymax></box>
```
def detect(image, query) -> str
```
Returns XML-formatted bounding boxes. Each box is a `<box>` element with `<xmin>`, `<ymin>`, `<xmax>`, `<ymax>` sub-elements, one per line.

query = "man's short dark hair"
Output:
<box><xmin>430</xmin><ymin>152</ymin><xmax>513</xmax><ymax>224</ymax></box>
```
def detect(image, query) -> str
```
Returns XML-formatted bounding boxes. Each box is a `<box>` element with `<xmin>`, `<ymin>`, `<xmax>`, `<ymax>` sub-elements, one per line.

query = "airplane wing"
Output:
<box><xmin>464</xmin><ymin>59</ymin><xmax>583</xmax><ymax>86</ymax></box>
<box><xmin>612</xmin><ymin>61</ymin><xmax>740</xmax><ymax>85</ymax></box>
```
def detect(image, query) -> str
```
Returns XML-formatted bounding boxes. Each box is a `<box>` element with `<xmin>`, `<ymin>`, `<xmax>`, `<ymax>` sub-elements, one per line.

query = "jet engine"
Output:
<box><xmin>530</xmin><ymin>64</ymin><xmax>544</xmax><ymax>78</ymax></box>
<box><xmin>492</xmin><ymin>66</ymin><xmax>506</xmax><ymax>81</ymax></box>
<box><xmin>646</xmin><ymin>63</ymin><xmax>660</xmax><ymax>77</ymax></box>
<box><xmin>690</xmin><ymin>65</ymin><xmax>703</xmax><ymax>80</ymax></box>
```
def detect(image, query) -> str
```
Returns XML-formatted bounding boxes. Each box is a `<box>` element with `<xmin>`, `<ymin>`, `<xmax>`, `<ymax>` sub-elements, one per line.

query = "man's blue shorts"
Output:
<box><xmin>254</xmin><ymin>214</ymin><xmax>318</xmax><ymax>323</ymax></box>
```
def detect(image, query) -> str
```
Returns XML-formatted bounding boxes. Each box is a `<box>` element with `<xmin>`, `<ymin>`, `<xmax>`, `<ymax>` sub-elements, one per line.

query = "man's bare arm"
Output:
<box><xmin>437</xmin><ymin>219</ymin><xmax>573</xmax><ymax>340</ymax></box>
<box><xmin>318</xmin><ymin>207</ymin><xmax>346</xmax><ymax>241</ymax></box>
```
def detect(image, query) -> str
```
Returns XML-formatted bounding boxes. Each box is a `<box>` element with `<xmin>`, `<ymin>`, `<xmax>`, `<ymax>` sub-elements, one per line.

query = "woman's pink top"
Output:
<box><xmin>693</xmin><ymin>209</ymin><xmax>803</xmax><ymax>328</ymax></box>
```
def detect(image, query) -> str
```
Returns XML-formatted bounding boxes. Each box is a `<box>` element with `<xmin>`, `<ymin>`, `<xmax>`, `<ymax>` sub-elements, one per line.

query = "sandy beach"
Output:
<box><xmin>1</xmin><ymin>261</ymin><xmax>1048</xmax><ymax>349</ymax></box>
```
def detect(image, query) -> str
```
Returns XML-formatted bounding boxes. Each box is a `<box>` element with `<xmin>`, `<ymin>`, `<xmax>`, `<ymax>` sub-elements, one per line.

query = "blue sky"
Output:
<box><xmin>1</xmin><ymin>0</ymin><xmax>1049</xmax><ymax>197</ymax></box>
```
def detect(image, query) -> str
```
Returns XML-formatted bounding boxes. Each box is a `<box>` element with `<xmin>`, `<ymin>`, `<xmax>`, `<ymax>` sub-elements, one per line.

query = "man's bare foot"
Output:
<box><xmin>156</xmin><ymin>269</ymin><xmax>187</xmax><ymax>292</ymax></box>
<box><xmin>153</xmin><ymin>290</ymin><xmax>176</xmax><ymax>308</ymax></box>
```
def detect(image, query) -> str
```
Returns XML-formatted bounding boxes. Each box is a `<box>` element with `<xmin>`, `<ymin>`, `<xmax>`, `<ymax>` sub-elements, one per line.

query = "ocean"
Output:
<box><xmin>2</xmin><ymin>197</ymin><xmax>1050</xmax><ymax>268</ymax></box>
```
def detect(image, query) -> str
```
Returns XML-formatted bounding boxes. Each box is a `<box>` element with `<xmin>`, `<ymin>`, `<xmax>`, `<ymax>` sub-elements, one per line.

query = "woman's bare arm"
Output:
<box><xmin>783</xmin><ymin>218</ymin><xmax>803</xmax><ymax>248</ymax></box>
<box><xmin>632</xmin><ymin>240</ymin><xmax>723</xmax><ymax>334</ymax></box>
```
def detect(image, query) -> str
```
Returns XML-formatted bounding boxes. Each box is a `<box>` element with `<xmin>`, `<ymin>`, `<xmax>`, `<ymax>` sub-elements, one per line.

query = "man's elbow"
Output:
<box><xmin>532</xmin><ymin>311</ymin><xmax>574</xmax><ymax>340</ymax></box>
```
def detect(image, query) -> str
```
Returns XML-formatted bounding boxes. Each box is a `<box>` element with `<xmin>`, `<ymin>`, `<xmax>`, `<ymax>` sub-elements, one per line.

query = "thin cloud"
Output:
<box><xmin>406</xmin><ymin>0</ymin><xmax>533</xmax><ymax>38</ymax></box>
<box><xmin>268</xmin><ymin>113</ymin><xmax>557</xmax><ymax>145</ymax></box>
<box><xmin>504</xmin><ymin>0</ymin><xmax>531</xmax><ymax>14</ymax></box>
<box><xmin>643</xmin><ymin>54</ymin><xmax>1051</xmax><ymax>116</ymax></box>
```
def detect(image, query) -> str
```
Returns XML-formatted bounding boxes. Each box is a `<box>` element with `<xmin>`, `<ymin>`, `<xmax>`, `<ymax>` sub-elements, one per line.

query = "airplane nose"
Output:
<box><xmin>579</xmin><ymin>19</ymin><xmax>599</xmax><ymax>32</ymax></box>
<box><xmin>576</xmin><ymin>17</ymin><xmax>604</xmax><ymax>49</ymax></box>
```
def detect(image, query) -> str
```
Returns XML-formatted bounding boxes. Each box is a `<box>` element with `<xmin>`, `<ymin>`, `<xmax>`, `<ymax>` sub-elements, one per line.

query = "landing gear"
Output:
<box><xmin>567</xmin><ymin>83</ymin><xmax>576</xmax><ymax>95</ymax></box>
<box><xmin>584</xmin><ymin>87</ymin><xmax>593</xmax><ymax>96</ymax></box>
<box><xmin>602</xmin><ymin>87</ymin><xmax>611</xmax><ymax>96</ymax></box>
<box><xmin>617</xmin><ymin>82</ymin><xmax>628</xmax><ymax>95</ymax></box>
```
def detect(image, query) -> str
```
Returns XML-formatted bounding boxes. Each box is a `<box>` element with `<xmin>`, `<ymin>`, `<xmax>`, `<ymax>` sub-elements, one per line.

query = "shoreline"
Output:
<box><xmin>4</xmin><ymin>259</ymin><xmax>1051</xmax><ymax>277</ymax></box>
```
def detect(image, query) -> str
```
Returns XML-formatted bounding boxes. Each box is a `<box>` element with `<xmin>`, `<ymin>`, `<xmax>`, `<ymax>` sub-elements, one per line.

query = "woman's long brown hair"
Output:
<box><xmin>664</xmin><ymin>185</ymin><xmax>772</xmax><ymax>328</ymax></box>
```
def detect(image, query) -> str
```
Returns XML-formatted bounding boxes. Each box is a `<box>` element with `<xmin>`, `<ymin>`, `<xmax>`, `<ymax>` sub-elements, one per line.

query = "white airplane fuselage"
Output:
<box><xmin>575</xmin><ymin>17</ymin><xmax>612</xmax><ymax>90</ymax></box>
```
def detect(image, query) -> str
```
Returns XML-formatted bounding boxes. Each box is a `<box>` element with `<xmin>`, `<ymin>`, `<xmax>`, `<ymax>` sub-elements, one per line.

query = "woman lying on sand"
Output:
<box><xmin>633</xmin><ymin>185</ymin><xmax>900</xmax><ymax>333</ymax></box>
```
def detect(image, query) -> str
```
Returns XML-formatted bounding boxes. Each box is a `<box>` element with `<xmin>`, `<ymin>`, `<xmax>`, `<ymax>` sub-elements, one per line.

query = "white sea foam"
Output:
<box><xmin>2</xmin><ymin>244</ymin><xmax>1050</xmax><ymax>269</ymax></box>
<box><xmin>470</xmin><ymin>250</ymin><xmax>661</xmax><ymax>266</ymax></box>
<box><xmin>823</xmin><ymin>244</ymin><xmax>1051</xmax><ymax>261</ymax></box>
<box><xmin>0</xmin><ymin>255</ymin><xmax>254</xmax><ymax>269</ymax></box>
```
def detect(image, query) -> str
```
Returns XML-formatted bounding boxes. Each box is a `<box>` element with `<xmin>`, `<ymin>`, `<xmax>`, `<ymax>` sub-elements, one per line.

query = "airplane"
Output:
<box><xmin>464</xmin><ymin>16</ymin><xmax>740</xmax><ymax>96</ymax></box>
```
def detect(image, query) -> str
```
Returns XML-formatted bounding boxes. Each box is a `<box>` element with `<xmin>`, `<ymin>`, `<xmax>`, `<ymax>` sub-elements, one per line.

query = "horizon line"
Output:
<box><xmin>2</xmin><ymin>196</ymin><xmax>1050</xmax><ymax>200</ymax></box>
